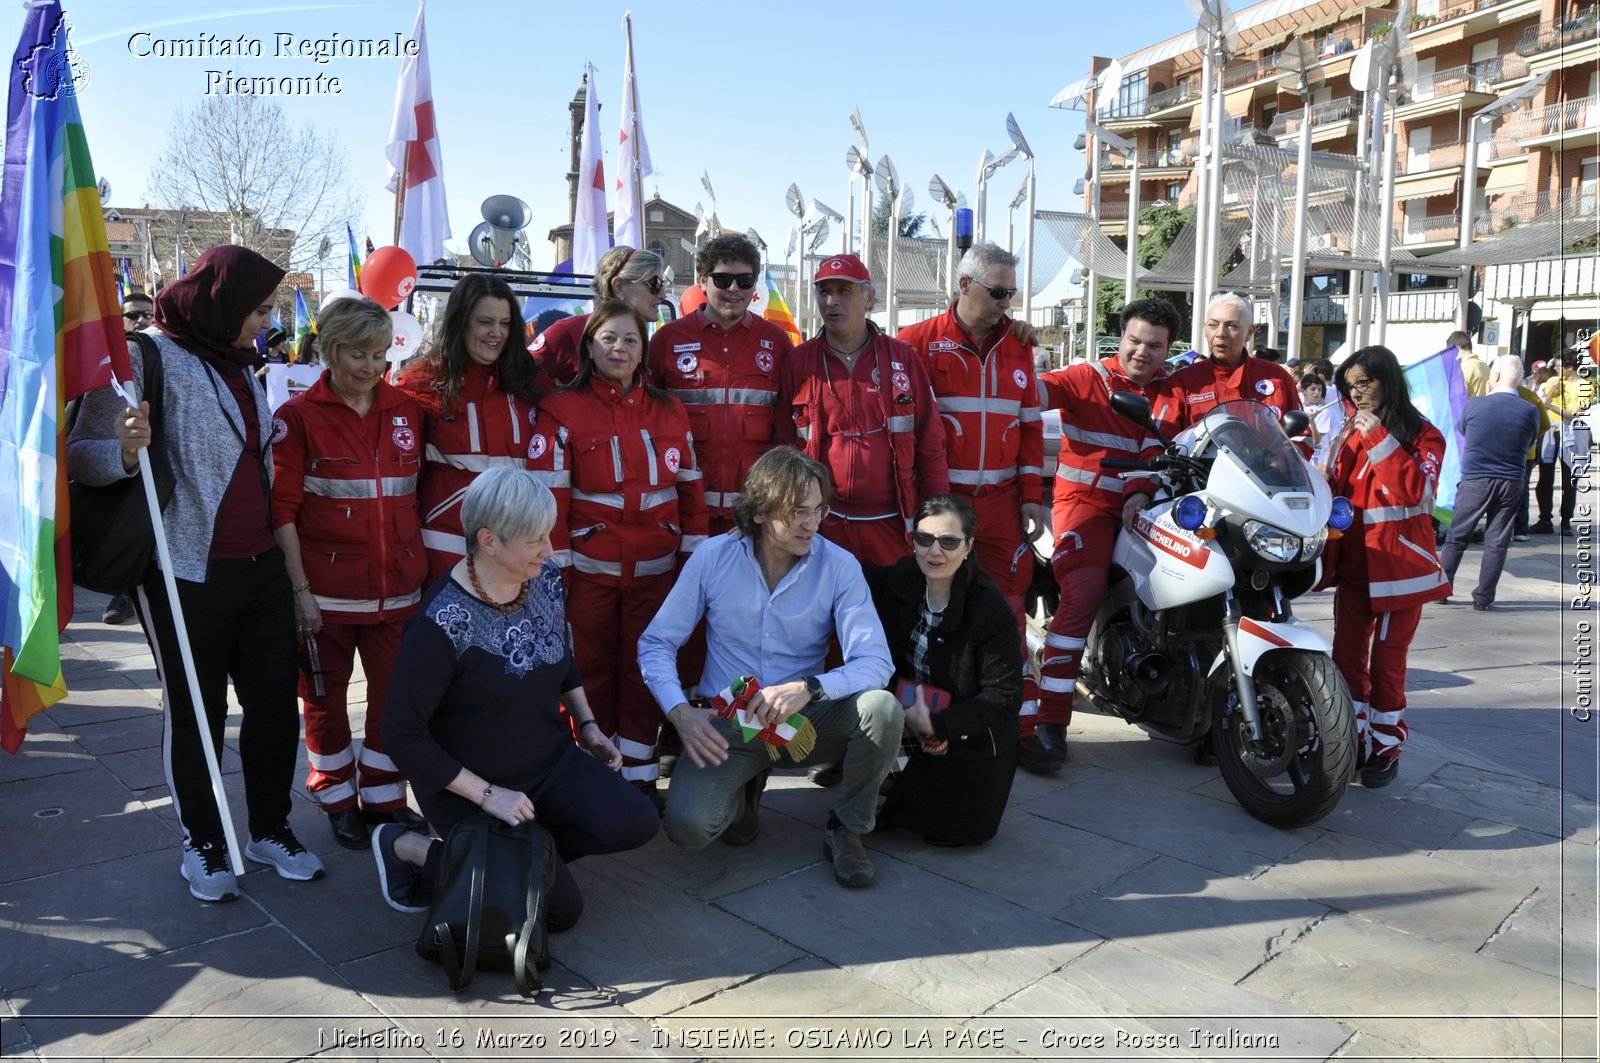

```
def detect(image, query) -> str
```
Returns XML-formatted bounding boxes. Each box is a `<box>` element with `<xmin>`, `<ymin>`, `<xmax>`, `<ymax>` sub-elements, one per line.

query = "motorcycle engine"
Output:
<box><xmin>1094</xmin><ymin>621</ymin><xmax>1153</xmax><ymax>718</ymax></box>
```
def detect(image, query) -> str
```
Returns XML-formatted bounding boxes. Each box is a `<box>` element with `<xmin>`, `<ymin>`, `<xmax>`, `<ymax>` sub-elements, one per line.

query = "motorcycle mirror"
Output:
<box><xmin>1110</xmin><ymin>390</ymin><xmax>1171</xmax><ymax>446</ymax></box>
<box><xmin>1281</xmin><ymin>410</ymin><xmax>1311</xmax><ymax>440</ymax></box>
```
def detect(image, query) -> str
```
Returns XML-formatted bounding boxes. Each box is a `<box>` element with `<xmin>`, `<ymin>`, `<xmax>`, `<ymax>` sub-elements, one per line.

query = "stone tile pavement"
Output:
<box><xmin>2</xmin><ymin>526</ymin><xmax>1597</xmax><ymax>1061</ymax></box>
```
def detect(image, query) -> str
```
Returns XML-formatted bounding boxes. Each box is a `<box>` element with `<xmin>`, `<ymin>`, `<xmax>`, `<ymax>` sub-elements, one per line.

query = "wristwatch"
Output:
<box><xmin>803</xmin><ymin>675</ymin><xmax>825</xmax><ymax>703</ymax></box>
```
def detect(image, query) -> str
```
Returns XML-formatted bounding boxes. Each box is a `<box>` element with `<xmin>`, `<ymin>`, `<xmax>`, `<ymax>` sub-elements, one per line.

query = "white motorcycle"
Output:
<box><xmin>1075</xmin><ymin>394</ymin><xmax>1358</xmax><ymax>828</ymax></box>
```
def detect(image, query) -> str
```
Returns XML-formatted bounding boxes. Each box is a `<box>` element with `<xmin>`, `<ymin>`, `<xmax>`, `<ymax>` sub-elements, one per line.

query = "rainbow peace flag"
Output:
<box><xmin>346</xmin><ymin>223</ymin><xmax>362</xmax><ymax>290</ymax></box>
<box><xmin>762</xmin><ymin>267</ymin><xmax>801</xmax><ymax>347</ymax></box>
<box><xmin>0</xmin><ymin>0</ymin><xmax>131</xmax><ymax>752</ymax></box>
<box><xmin>294</xmin><ymin>287</ymin><xmax>313</xmax><ymax>359</ymax></box>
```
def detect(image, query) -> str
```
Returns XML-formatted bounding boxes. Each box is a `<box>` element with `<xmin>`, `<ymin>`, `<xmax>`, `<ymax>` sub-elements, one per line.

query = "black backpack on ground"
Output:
<box><xmin>415</xmin><ymin>813</ymin><xmax>556</xmax><ymax>997</ymax></box>
<box><xmin>65</xmin><ymin>333</ymin><xmax>175</xmax><ymax>595</ymax></box>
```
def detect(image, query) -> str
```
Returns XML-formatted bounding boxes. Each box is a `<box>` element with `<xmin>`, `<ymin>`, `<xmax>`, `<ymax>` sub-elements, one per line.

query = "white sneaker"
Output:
<box><xmin>181</xmin><ymin>841</ymin><xmax>240</xmax><ymax>902</ymax></box>
<box><xmin>244</xmin><ymin>822</ymin><xmax>326</xmax><ymax>881</ymax></box>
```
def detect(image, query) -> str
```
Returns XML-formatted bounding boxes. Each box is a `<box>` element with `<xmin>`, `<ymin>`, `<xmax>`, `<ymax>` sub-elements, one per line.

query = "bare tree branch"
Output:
<box><xmin>145</xmin><ymin>96</ymin><xmax>362</xmax><ymax>274</ymax></box>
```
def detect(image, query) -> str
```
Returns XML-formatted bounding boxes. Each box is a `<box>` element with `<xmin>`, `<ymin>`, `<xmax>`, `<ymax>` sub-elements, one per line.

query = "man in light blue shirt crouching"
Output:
<box><xmin>639</xmin><ymin>447</ymin><xmax>900</xmax><ymax>887</ymax></box>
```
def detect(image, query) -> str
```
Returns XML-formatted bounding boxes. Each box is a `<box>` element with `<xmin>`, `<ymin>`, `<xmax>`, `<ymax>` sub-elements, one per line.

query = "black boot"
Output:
<box><xmin>1017</xmin><ymin>723</ymin><xmax>1067</xmax><ymax>775</ymax></box>
<box><xmin>720</xmin><ymin>769</ymin><xmax>770</xmax><ymax>847</ymax></box>
<box><xmin>328</xmin><ymin>806</ymin><xmax>370</xmax><ymax>851</ymax></box>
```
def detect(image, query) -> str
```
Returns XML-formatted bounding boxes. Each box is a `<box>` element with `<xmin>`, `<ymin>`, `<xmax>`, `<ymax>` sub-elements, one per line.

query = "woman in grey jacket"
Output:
<box><xmin>68</xmin><ymin>245</ymin><xmax>323</xmax><ymax>902</ymax></box>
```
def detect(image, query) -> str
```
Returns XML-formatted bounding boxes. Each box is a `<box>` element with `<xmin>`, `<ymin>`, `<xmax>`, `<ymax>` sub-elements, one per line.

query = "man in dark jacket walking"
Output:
<box><xmin>1440</xmin><ymin>355</ymin><xmax>1541</xmax><ymax>610</ymax></box>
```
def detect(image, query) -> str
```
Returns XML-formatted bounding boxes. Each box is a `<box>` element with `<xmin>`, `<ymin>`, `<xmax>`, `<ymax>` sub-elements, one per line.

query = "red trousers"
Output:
<box><xmin>1331</xmin><ymin>584</ymin><xmax>1420</xmax><ymax>765</ymax></box>
<box><xmin>1037</xmin><ymin>500</ymin><xmax>1121</xmax><ymax>731</ymax></box>
<box><xmin>566</xmin><ymin>569</ymin><xmax>674</xmax><ymax>785</ymax></box>
<box><xmin>961</xmin><ymin>484</ymin><xmax>1041</xmax><ymax>727</ymax></box>
<box><xmin>821</xmin><ymin>513</ymin><xmax>912</xmax><ymax>567</ymax></box>
<box><xmin>301</xmin><ymin>620</ymin><xmax>408</xmax><ymax>812</ymax></box>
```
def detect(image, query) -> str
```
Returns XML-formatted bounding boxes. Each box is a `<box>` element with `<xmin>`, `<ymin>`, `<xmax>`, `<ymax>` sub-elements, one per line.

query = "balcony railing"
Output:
<box><xmin>1147</xmin><ymin>81</ymin><xmax>1199</xmax><ymax>113</ymax></box>
<box><xmin>1407</xmin><ymin>60</ymin><xmax>1500</xmax><ymax>101</ymax></box>
<box><xmin>1490</xmin><ymin>53</ymin><xmax>1530</xmax><ymax>83</ymax></box>
<box><xmin>1403</xmin><ymin>211</ymin><xmax>1462</xmax><ymax>244</ymax></box>
<box><xmin>1501</xmin><ymin>94</ymin><xmax>1599</xmax><ymax>141</ymax></box>
<box><xmin>1268</xmin><ymin>97</ymin><xmax>1359</xmax><ymax>136</ymax></box>
<box><xmin>1101</xmin><ymin>146</ymin><xmax>1197</xmax><ymax>171</ymax></box>
<box><xmin>1515</xmin><ymin>7</ymin><xmax>1599</xmax><ymax>56</ymax></box>
<box><xmin>1099</xmin><ymin>98</ymin><xmax>1150</xmax><ymax>121</ymax></box>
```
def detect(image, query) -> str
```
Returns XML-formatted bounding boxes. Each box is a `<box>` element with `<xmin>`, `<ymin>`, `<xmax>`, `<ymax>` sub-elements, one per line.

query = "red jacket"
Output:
<box><xmin>1316</xmin><ymin>419</ymin><xmax>1450</xmax><ymax>611</ymax></box>
<box><xmin>528</xmin><ymin>376</ymin><xmax>708</xmax><ymax>581</ymax></box>
<box><xmin>392</xmin><ymin>359</ymin><xmax>538</xmax><ymax>577</ymax></box>
<box><xmin>529</xmin><ymin>313</ymin><xmax>586</xmax><ymax>389</ymax></box>
<box><xmin>647</xmin><ymin>308</ymin><xmax>793</xmax><ymax>519</ymax></box>
<box><xmin>899</xmin><ymin>305</ymin><xmax>1044</xmax><ymax>506</ymax></box>
<box><xmin>1037</xmin><ymin>356</ymin><xmax>1177</xmax><ymax>518</ymax></box>
<box><xmin>776</xmin><ymin>328</ymin><xmax>949</xmax><ymax>523</ymax></box>
<box><xmin>271</xmin><ymin>376</ymin><xmax>428</xmax><ymax>623</ymax></box>
<box><xmin>1171</xmin><ymin>355</ymin><xmax>1303</xmax><ymax>426</ymax></box>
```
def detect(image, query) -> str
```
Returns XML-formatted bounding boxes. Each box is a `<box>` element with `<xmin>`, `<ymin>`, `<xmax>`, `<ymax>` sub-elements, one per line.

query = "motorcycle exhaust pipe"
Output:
<box><xmin>1123</xmin><ymin>652</ymin><xmax>1170</xmax><ymax>695</ymax></box>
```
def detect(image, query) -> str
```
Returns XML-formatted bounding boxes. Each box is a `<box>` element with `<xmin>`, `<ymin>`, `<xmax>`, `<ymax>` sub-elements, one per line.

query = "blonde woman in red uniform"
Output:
<box><xmin>272</xmin><ymin>296</ymin><xmax>429</xmax><ymax>849</ymax></box>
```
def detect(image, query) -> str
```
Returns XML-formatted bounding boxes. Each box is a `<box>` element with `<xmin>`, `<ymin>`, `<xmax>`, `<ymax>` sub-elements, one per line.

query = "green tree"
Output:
<box><xmin>1091</xmin><ymin>202</ymin><xmax>1196</xmax><ymax>345</ymax></box>
<box><xmin>871</xmin><ymin>196</ymin><xmax>928</xmax><ymax>239</ymax></box>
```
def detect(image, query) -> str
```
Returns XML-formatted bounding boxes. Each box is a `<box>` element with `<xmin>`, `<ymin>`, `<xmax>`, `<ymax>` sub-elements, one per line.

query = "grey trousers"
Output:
<box><xmin>1441</xmin><ymin>477</ymin><xmax>1520</xmax><ymax>606</ymax></box>
<box><xmin>663</xmin><ymin>690</ymin><xmax>903</xmax><ymax>847</ymax></box>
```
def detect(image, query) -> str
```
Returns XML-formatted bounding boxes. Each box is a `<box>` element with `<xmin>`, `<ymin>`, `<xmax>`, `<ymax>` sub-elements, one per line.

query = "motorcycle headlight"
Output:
<box><xmin>1300</xmin><ymin>526</ymin><xmax>1329</xmax><ymax>561</ymax></box>
<box><xmin>1243</xmin><ymin>519</ymin><xmax>1301</xmax><ymax>563</ymax></box>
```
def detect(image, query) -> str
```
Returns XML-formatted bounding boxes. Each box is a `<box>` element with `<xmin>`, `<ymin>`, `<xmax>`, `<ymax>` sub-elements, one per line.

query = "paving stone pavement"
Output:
<box><xmin>2</xmin><ymin>523</ymin><xmax>1597</xmax><ymax>1061</ymax></box>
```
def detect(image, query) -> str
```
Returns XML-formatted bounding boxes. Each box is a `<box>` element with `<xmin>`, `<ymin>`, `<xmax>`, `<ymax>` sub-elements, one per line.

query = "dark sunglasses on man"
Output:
<box><xmin>123</xmin><ymin>309</ymin><xmax>153</xmax><ymax>323</ymax></box>
<box><xmin>964</xmin><ymin>278</ymin><xmax>1017</xmax><ymax>300</ymax></box>
<box><xmin>708</xmin><ymin>271</ymin><xmax>757</xmax><ymax>291</ymax></box>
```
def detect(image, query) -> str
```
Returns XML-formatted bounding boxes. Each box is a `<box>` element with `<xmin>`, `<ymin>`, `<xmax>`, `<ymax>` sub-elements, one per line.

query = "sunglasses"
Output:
<box><xmin>641</xmin><ymin>276</ymin><xmax>664</xmax><ymax>295</ymax></box>
<box><xmin>709</xmin><ymin>271</ymin><xmax>757</xmax><ymax>291</ymax></box>
<box><xmin>910</xmin><ymin>530</ymin><xmax>967</xmax><ymax>552</ymax></box>
<box><xmin>967</xmin><ymin>279</ymin><xmax>1017</xmax><ymax>300</ymax></box>
<box><xmin>123</xmin><ymin>310</ymin><xmax>153</xmax><ymax>322</ymax></box>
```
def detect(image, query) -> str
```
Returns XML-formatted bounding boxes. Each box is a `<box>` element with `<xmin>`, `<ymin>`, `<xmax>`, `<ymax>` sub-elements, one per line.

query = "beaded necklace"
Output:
<box><xmin>466</xmin><ymin>555</ymin><xmax>528</xmax><ymax>614</ymax></box>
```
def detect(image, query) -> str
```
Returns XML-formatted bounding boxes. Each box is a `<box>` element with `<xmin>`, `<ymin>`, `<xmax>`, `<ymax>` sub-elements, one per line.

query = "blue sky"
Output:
<box><xmin>13</xmin><ymin>0</ymin><xmax>1171</xmax><ymax>298</ymax></box>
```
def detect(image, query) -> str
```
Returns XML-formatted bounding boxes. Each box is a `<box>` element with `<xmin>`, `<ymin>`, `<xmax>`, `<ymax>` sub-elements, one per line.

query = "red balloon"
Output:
<box><xmin>679</xmin><ymin>283</ymin><xmax>706</xmax><ymax>315</ymax></box>
<box><xmin>360</xmin><ymin>246</ymin><xmax>418</xmax><ymax>310</ymax></box>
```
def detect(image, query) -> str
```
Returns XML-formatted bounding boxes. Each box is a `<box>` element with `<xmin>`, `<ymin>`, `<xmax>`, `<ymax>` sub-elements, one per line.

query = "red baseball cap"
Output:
<box><xmin>813</xmin><ymin>254</ymin><xmax>871</xmax><ymax>285</ymax></box>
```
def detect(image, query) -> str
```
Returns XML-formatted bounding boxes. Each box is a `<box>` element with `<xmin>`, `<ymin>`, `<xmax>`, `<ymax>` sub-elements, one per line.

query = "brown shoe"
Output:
<box><xmin>823</xmin><ymin>814</ymin><xmax>874</xmax><ymax>888</ymax></box>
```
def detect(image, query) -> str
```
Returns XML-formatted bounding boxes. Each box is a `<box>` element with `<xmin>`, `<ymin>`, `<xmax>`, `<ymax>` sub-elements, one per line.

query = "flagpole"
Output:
<box><xmin>114</xmin><ymin>381</ymin><xmax>245</xmax><ymax>876</ymax></box>
<box><xmin>393</xmin><ymin>150</ymin><xmax>408</xmax><ymax>246</ymax></box>
<box><xmin>623</xmin><ymin>13</ymin><xmax>645</xmax><ymax>251</ymax></box>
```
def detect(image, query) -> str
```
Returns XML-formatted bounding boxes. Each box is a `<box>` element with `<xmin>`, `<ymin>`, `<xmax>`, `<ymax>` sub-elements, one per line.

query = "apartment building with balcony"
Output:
<box><xmin>1058</xmin><ymin>0</ymin><xmax>1597</xmax><ymax>363</ymax></box>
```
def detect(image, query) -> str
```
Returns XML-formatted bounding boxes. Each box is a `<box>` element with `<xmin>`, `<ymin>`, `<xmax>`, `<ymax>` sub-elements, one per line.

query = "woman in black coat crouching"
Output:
<box><xmin>865</xmin><ymin>495</ymin><xmax>1021</xmax><ymax>846</ymax></box>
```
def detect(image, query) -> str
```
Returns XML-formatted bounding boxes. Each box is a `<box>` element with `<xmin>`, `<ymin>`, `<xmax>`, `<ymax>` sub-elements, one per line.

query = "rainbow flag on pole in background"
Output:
<box><xmin>346</xmin><ymin>224</ymin><xmax>362</xmax><ymax>290</ymax></box>
<box><xmin>761</xmin><ymin>267</ymin><xmax>802</xmax><ymax>347</ymax></box>
<box><xmin>0</xmin><ymin>0</ymin><xmax>131</xmax><ymax>752</ymax></box>
<box><xmin>293</xmin><ymin>287</ymin><xmax>313</xmax><ymax>358</ymax></box>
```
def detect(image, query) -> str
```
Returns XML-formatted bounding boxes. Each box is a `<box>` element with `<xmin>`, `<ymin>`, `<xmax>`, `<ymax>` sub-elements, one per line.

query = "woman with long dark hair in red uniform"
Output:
<box><xmin>1318</xmin><ymin>345</ymin><xmax>1450</xmax><ymax>789</ymax></box>
<box><xmin>528</xmin><ymin>300</ymin><xmax>707</xmax><ymax>809</ymax></box>
<box><xmin>394</xmin><ymin>273</ymin><xmax>540</xmax><ymax>582</ymax></box>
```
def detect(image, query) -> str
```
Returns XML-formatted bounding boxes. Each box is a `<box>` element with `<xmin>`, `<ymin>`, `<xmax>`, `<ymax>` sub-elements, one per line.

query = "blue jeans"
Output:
<box><xmin>663</xmin><ymin>690</ymin><xmax>903</xmax><ymax>847</ymax></box>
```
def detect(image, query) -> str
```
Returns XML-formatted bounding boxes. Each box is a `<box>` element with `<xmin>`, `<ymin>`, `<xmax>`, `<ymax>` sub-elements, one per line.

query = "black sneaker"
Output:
<box><xmin>101</xmin><ymin>593</ymin><xmax>134</xmax><ymax>625</ymax></box>
<box><xmin>807</xmin><ymin>762</ymin><xmax>844</xmax><ymax>788</ymax></box>
<box><xmin>1530</xmin><ymin>521</ymin><xmax>1554</xmax><ymax>534</ymax></box>
<box><xmin>371</xmin><ymin>823</ymin><xmax>427</xmax><ymax>913</ymax></box>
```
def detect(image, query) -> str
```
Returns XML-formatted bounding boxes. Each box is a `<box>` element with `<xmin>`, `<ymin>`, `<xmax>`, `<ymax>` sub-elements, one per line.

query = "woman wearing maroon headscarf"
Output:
<box><xmin>68</xmin><ymin>245</ymin><xmax>325</xmax><ymax>904</ymax></box>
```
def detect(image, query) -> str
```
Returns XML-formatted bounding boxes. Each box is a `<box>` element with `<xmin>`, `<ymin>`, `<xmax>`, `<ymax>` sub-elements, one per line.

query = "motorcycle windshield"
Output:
<box><xmin>1200</xmin><ymin>401</ymin><xmax>1315</xmax><ymax>493</ymax></box>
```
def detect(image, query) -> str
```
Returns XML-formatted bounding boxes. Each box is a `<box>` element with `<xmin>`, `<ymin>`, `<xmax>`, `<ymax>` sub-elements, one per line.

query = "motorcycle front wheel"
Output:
<box><xmin>1214</xmin><ymin>650</ymin><xmax>1357</xmax><ymax>829</ymax></box>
